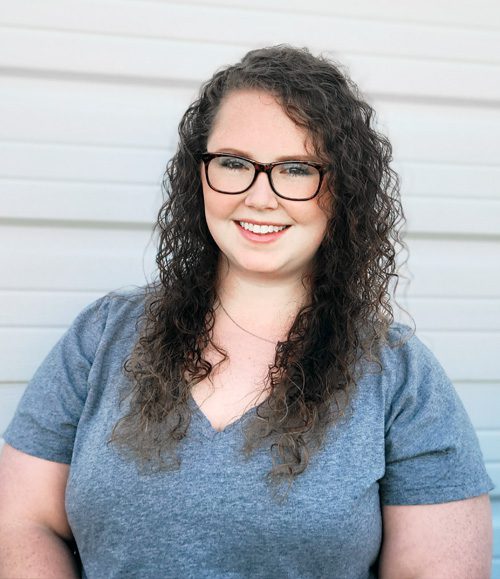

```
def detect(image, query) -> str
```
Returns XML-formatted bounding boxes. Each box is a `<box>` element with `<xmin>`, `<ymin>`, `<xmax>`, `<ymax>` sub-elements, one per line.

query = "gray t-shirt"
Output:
<box><xmin>3</xmin><ymin>288</ymin><xmax>494</xmax><ymax>579</ymax></box>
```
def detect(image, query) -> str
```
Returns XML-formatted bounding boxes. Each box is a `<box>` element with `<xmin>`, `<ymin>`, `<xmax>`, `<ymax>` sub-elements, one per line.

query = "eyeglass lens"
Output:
<box><xmin>207</xmin><ymin>155</ymin><xmax>320</xmax><ymax>200</ymax></box>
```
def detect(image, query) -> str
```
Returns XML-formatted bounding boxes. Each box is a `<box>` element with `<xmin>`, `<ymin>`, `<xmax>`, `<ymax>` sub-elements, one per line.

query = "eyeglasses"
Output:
<box><xmin>201</xmin><ymin>152</ymin><xmax>327</xmax><ymax>201</ymax></box>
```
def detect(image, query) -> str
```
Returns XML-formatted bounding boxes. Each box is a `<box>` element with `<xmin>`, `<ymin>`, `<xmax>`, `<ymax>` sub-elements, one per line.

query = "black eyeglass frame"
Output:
<box><xmin>201</xmin><ymin>152</ymin><xmax>327</xmax><ymax>201</ymax></box>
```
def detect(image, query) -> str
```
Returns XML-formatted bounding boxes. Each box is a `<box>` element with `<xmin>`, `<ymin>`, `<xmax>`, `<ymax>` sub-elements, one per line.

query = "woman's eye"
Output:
<box><xmin>218</xmin><ymin>157</ymin><xmax>249</xmax><ymax>171</ymax></box>
<box><xmin>280</xmin><ymin>163</ymin><xmax>311</xmax><ymax>177</ymax></box>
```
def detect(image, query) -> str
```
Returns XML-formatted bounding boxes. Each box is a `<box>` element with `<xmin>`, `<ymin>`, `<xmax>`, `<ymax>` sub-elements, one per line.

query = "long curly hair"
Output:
<box><xmin>109</xmin><ymin>45</ymin><xmax>411</xmax><ymax>502</ymax></box>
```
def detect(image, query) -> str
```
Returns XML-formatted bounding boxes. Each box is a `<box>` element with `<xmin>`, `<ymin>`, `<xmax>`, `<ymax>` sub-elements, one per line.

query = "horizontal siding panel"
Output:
<box><xmin>477</xmin><ymin>431</ymin><xmax>500</xmax><ymax>462</ymax></box>
<box><xmin>399</xmin><ymin>239</ymin><xmax>500</xmax><ymax>298</ymax></box>
<box><xmin>3</xmin><ymin>1</ymin><xmax>500</xmax><ymax>64</ymax></box>
<box><xmin>404</xmin><ymin>197</ymin><xmax>500</xmax><ymax>236</ymax></box>
<box><xmin>455</xmin><ymin>384</ymin><xmax>500</xmax><ymax>429</ymax></box>
<box><xmin>0</xmin><ymin>223</ymin><xmax>155</xmax><ymax>253</ymax></box>
<box><xmin>180</xmin><ymin>0</ymin><xmax>500</xmax><ymax>30</ymax></box>
<box><xmin>0</xmin><ymin>26</ymin><xmax>243</xmax><ymax>84</ymax></box>
<box><xmin>359</xmin><ymin>58</ymin><xmax>500</xmax><ymax>105</ymax></box>
<box><xmin>393</xmin><ymin>161</ymin><xmax>500</xmax><ymax>201</ymax></box>
<box><xmin>0</xmin><ymin>76</ymin><xmax>192</xmax><ymax>149</ymax></box>
<box><xmin>0</xmin><ymin>142</ymin><xmax>167</xmax><ymax>184</ymax></box>
<box><xmin>378</xmin><ymin>102</ymin><xmax>500</xmax><ymax>166</ymax></box>
<box><xmin>0</xmin><ymin>290</ymin><xmax>118</xmax><ymax>327</ymax></box>
<box><xmin>1</xmin><ymin>27</ymin><xmax>500</xmax><ymax>102</ymax></box>
<box><xmin>0</xmin><ymin>225</ymin><xmax>156</xmax><ymax>291</ymax></box>
<box><xmin>394</xmin><ymin>298</ymin><xmax>500</xmax><ymax>331</ymax></box>
<box><xmin>418</xmin><ymin>333</ymin><xmax>500</xmax><ymax>381</ymax></box>
<box><xmin>0</xmin><ymin>181</ymin><xmax>160</xmax><ymax>225</ymax></box>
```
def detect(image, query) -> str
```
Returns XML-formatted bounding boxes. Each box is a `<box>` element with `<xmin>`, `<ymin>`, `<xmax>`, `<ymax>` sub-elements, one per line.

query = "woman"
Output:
<box><xmin>0</xmin><ymin>45</ymin><xmax>494</xmax><ymax>578</ymax></box>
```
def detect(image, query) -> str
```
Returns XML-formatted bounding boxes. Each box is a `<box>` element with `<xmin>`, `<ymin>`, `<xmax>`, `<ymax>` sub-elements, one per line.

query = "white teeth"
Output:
<box><xmin>239</xmin><ymin>221</ymin><xmax>287</xmax><ymax>234</ymax></box>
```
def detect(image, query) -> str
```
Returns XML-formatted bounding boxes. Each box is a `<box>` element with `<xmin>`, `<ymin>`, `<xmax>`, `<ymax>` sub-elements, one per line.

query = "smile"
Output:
<box><xmin>238</xmin><ymin>221</ymin><xmax>289</xmax><ymax>234</ymax></box>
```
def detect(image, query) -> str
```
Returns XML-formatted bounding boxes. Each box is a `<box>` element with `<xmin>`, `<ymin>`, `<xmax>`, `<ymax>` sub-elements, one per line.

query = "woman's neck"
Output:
<box><xmin>215</xmin><ymin>264</ymin><xmax>311</xmax><ymax>341</ymax></box>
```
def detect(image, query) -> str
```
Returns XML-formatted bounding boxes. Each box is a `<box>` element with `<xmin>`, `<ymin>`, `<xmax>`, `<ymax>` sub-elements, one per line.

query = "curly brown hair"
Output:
<box><xmin>109</xmin><ymin>45</ymin><xmax>412</xmax><ymax>502</ymax></box>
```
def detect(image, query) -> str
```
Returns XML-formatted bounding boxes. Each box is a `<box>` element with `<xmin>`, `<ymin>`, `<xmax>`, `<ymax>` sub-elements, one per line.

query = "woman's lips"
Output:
<box><xmin>234</xmin><ymin>221</ymin><xmax>290</xmax><ymax>243</ymax></box>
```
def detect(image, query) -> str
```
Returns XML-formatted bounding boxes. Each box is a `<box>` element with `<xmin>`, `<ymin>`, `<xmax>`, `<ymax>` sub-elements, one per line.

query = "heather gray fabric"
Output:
<box><xmin>3</xmin><ymin>288</ymin><xmax>494</xmax><ymax>579</ymax></box>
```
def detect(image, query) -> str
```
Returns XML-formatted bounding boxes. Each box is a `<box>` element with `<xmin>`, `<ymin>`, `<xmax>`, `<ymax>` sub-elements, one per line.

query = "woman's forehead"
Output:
<box><xmin>207</xmin><ymin>89</ymin><xmax>316</xmax><ymax>159</ymax></box>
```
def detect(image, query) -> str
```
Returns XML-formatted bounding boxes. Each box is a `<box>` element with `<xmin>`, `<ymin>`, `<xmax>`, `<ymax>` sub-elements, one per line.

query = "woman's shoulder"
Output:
<box><xmin>85</xmin><ymin>284</ymin><xmax>148</xmax><ymax>327</ymax></box>
<box><xmin>357</xmin><ymin>320</ymin><xmax>453</xmax><ymax>407</ymax></box>
<box><xmin>59</xmin><ymin>285</ymin><xmax>149</xmax><ymax>359</ymax></box>
<box><xmin>104</xmin><ymin>284</ymin><xmax>148</xmax><ymax>317</ymax></box>
<box><xmin>369</xmin><ymin>321</ymin><xmax>460</xmax><ymax>418</ymax></box>
<box><xmin>377</xmin><ymin>321</ymin><xmax>439</xmax><ymax>375</ymax></box>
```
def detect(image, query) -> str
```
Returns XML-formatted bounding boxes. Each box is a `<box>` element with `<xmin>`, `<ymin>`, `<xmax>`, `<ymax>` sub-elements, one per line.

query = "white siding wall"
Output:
<box><xmin>1</xmin><ymin>0</ymin><xmax>499</xmax><ymax>573</ymax></box>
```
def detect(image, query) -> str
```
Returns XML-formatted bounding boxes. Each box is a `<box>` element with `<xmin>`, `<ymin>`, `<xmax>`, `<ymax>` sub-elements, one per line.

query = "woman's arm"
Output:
<box><xmin>379</xmin><ymin>494</ymin><xmax>493</xmax><ymax>579</ymax></box>
<box><xmin>0</xmin><ymin>443</ymin><xmax>80</xmax><ymax>578</ymax></box>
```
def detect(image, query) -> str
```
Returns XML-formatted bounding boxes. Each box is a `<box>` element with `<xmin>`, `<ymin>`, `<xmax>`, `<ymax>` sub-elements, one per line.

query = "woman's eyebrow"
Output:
<box><xmin>211</xmin><ymin>147</ymin><xmax>318</xmax><ymax>162</ymax></box>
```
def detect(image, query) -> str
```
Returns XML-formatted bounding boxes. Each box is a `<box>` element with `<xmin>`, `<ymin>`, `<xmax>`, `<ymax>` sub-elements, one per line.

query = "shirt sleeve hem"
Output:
<box><xmin>381</xmin><ymin>480</ymin><xmax>495</xmax><ymax>506</ymax></box>
<box><xmin>2</xmin><ymin>434</ymin><xmax>72</xmax><ymax>465</ymax></box>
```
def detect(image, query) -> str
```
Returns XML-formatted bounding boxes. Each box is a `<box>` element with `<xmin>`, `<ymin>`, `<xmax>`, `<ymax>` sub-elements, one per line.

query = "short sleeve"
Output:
<box><xmin>379</xmin><ymin>330</ymin><xmax>495</xmax><ymax>505</ymax></box>
<box><xmin>2</xmin><ymin>294</ymin><xmax>111</xmax><ymax>464</ymax></box>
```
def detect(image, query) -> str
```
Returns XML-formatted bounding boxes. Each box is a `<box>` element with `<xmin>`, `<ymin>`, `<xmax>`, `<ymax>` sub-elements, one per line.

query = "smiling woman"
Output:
<box><xmin>201</xmin><ymin>89</ymin><xmax>330</xmax><ymax>283</ymax></box>
<box><xmin>0</xmin><ymin>45</ymin><xmax>494</xmax><ymax>579</ymax></box>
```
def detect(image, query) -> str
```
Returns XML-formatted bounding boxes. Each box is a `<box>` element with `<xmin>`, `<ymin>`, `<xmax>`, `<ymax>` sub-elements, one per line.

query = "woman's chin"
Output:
<box><xmin>226</xmin><ymin>256</ymin><xmax>306</xmax><ymax>280</ymax></box>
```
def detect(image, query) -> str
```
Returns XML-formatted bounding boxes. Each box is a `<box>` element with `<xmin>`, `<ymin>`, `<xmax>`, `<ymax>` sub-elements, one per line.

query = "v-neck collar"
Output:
<box><xmin>187</xmin><ymin>394</ymin><xmax>258</xmax><ymax>441</ymax></box>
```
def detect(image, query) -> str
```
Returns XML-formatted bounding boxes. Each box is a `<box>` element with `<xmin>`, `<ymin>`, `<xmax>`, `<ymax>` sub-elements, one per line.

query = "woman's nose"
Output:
<box><xmin>244</xmin><ymin>171</ymin><xmax>279</xmax><ymax>209</ymax></box>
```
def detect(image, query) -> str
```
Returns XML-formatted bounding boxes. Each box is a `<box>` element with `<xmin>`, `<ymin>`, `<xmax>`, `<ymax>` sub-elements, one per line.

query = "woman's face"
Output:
<box><xmin>201</xmin><ymin>89</ymin><xmax>331</xmax><ymax>282</ymax></box>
